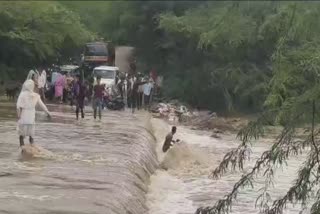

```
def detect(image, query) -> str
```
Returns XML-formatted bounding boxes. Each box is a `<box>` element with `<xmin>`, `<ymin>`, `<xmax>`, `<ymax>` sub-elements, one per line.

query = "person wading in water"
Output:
<box><xmin>162</xmin><ymin>126</ymin><xmax>180</xmax><ymax>153</ymax></box>
<box><xmin>92</xmin><ymin>76</ymin><xmax>104</xmax><ymax>120</ymax></box>
<box><xmin>73</xmin><ymin>75</ymin><xmax>86</xmax><ymax>120</ymax></box>
<box><xmin>17</xmin><ymin>80</ymin><xmax>51</xmax><ymax>147</ymax></box>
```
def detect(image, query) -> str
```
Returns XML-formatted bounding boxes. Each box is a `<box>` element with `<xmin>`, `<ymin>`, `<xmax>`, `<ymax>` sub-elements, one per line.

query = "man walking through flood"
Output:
<box><xmin>162</xmin><ymin>126</ymin><xmax>179</xmax><ymax>153</ymax></box>
<box><xmin>92</xmin><ymin>76</ymin><xmax>104</xmax><ymax>120</ymax></box>
<box><xmin>17</xmin><ymin>79</ymin><xmax>51</xmax><ymax>147</ymax></box>
<box><xmin>72</xmin><ymin>75</ymin><xmax>86</xmax><ymax>120</ymax></box>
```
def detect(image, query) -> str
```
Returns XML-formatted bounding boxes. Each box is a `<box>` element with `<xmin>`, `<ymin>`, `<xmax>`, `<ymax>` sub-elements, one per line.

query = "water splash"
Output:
<box><xmin>147</xmin><ymin>118</ymin><xmax>311</xmax><ymax>214</ymax></box>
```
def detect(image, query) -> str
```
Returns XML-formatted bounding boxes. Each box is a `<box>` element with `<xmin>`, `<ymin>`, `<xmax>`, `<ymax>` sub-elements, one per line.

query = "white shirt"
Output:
<box><xmin>130</xmin><ymin>77</ymin><xmax>136</xmax><ymax>90</ymax></box>
<box><xmin>143</xmin><ymin>82</ymin><xmax>153</xmax><ymax>96</ymax></box>
<box><xmin>138</xmin><ymin>84</ymin><xmax>144</xmax><ymax>93</ymax></box>
<box><xmin>38</xmin><ymin>70</ymin><xmax>47</xmax><ymax>88</ymax></box>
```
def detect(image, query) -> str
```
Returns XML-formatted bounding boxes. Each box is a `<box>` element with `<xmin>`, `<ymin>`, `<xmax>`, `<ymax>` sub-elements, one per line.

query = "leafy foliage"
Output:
<box><xmin>192</xmin><ymin>3</ymin><xmax>320</xmax><ymax>214</ymax></box>
<box><xmin>157</xmin><ymin>2</ymin><xmax>278</xmax><ymax>112</ymax></box>
<box><xmin>0</xmin><ymin>1</ymin><xmax>93</xmax><ymax>81</ymax></box>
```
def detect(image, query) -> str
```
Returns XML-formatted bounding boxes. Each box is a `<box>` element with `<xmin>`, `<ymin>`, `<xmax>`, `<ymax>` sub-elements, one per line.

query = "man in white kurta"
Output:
<box><xmin>17</xmin><ymin>80</ymin><xmax>51</xmax><ymax>147</ymax></box>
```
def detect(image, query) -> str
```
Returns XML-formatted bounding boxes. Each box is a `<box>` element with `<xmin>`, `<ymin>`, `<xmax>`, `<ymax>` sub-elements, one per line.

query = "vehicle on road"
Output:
<box><xmin>92</xmin><ymin>66</ymin><xmax>119</xmax><ymax>96</ymax></box>
<box><xmin>105</xmin><ymin>96</ymin><xmax>125</xmax><ymax>110</ymax></box>
<box><xmin>60</xmin><ymin>65</ymin><xmax>80</xmax><ymax>76</ymax></box>
<box><xmin>80</xmin><ymin>42</ymin><xmax>115</xmax><ymax>81</ymax></box>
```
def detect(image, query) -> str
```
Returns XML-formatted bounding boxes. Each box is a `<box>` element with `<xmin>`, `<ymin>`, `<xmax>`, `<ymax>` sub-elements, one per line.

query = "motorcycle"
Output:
<box><xmin>103</xmin><ymin>95</ymin><xmax>125</xmax><ymax>111</ymax></box>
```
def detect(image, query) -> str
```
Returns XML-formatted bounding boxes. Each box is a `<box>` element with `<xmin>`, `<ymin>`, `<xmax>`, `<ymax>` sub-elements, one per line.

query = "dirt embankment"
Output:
<box><xmin>150</xmin><ymin>101</ymin><xmax>313</xmax><ymax>141</ymax></box>
<box><xmin>189</xmin><ymin>112</ymin><xmax>249</xmax><ymax>133</ymax></box>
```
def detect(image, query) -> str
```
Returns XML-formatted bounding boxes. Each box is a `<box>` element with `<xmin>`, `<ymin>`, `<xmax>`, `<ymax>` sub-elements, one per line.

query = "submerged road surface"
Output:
<box><xmin>0</xmin><ymin>103</ymin><xmax>158</xmax><ymax>214</ymax></box>
<box><xmin>0</xmin><ymin>101</ymin><xmax>312</xmax><ymax>214</ymax></box>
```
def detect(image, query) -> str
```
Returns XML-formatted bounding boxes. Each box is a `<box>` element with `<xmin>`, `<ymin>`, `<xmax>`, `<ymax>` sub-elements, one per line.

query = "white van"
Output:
<box><xmin>92</xmin><ymin>66</ymin><xmax>119</xmax><ymax>95</ymax></box>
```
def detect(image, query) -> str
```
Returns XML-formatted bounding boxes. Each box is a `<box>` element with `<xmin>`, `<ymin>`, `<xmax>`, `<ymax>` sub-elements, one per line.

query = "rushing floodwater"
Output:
<box><xmin>0</xmin><ymin>102</ymin><xmax>157</xmax><ymax>214</ymax></box>
<box><xmin>0</xmin><ymin>101</ymin><xmax>313</xmax><ymax>214</ymax></box>
<box><xmin>146</xmin><ymin>118</ymin><xmax>311</xmax><ymax>214</ymax></box>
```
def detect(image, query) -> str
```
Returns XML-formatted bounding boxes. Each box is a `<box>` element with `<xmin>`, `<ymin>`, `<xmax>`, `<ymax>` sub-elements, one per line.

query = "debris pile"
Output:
<box><xmin>150</xmin><ymin>101</ymin><xmax>249</xmax><ymax>136</ymax></box>
<box><xmin>150</xmin><ymin>102</ymin><xmax>192</xmax><ymax>122</ymax></box>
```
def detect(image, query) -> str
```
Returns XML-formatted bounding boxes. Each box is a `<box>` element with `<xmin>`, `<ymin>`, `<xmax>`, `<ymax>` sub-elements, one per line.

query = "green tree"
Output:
<box><xmin>0</xmin><ymin>1</ymin><xmax>93</xmax><ymax>81</ymax></box>
<box><xmin>158</xmin><ymin>2</ymin><xmax>276</xmax><ymax>112</ymax></box>
<box><xmin>195</xmin><ymin>2</ymin><xmax>320</xmax><ymax>214</ymax></box>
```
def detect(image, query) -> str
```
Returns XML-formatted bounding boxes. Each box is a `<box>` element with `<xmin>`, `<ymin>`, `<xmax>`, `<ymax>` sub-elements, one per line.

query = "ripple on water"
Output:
<box><xmin>0</xmin><ymin>105</ymin><xmax>158</xmax><ymax>214</ymax></box>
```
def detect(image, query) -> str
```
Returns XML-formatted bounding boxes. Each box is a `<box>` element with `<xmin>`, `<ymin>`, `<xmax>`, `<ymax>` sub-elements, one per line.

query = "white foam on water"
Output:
<box><xmin>147</xmin><ymin>118</ymin><xmax>310</xmax><ymax>214</ymax></box>
<box><xmin>0</xmin><ymin>191</ymin><xmax>62</xmax><ymax>201</ymax></box>
<box><xmin>146</xmin><ymin>170</ymin><xmax>196</xmax><ymax>214</ymax></box>
<box><xmin>147</xmin><ymin>118</ymin><xmax>201</xmax><ymax>214</ymax></box>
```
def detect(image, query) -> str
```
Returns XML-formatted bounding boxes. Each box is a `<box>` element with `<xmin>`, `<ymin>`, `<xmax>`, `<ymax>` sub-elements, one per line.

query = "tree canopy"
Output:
<box><xmin>0</xmin><ymin>1</ymin><xmax>93</xmax><ymax>80</ymax></box>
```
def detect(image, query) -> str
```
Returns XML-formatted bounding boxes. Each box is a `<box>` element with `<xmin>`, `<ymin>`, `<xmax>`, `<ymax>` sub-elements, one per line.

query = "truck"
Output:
<box><xmin>92</xmin><ymin>66</ymin><xmax>120</xmax><ymax>95</ymax></box>
<box><xmin>81</xmin><ymin>42</ymin><xmax>115</xmax><ymax>80</ymax></box>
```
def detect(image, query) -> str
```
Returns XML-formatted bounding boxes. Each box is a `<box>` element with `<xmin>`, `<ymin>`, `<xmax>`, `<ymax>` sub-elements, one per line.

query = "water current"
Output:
<box><xmin>146</xmin><ymin>118</ymin><xmax>311</xmax><ymax>214</ymax></box>
<box><xmin>0</xmin><ymin>102</ymin><xmax>157</xmax><ymax>214</ymax></box>
<box><xmin>0</xmin><ymin>101</ymin><xmax>313</xmax><ymax>214</ymax></box>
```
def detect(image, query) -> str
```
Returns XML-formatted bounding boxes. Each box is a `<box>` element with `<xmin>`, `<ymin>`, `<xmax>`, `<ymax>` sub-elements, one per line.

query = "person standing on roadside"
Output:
<box><xmin>92</xmin><ymin>76</ymin><xmax>104</xmax><ymax>120</ymax></box>
<box><xmin>26</xmin><ymin>69</ymin><xmax>39</xmax><ymax>93</ymax></box>
<box><xmin>126</xmin><ymin>74</ymin><xmax>135</xmax><ymax>109</ymax></box>
<box><xmin>117</xmin><ymin>78</ymin><xmax>125</xmax><ymax>100</ymax></box>
<box><xmin>131</xmin><ymin>76</ymin><xmax>147</xmax><ymax>113</ymax></box>
<box><xmin>55</xmin><ymin>73</ymin><xmax>65</xmax><ymax>104</ymax></box>
<box><xmin>137</xmin><ymin>77</ymin><xmax>144</xmax><ymax>110</ymax></box>
<box><xmin>143</xmin><ymin>79</ymin><xmax>153</xmax><ymax>110</ymax></box>
<box><xmin>38</xmin><ymin>68</ymin><xmax>47</xmax><ymax>101</ymax></box>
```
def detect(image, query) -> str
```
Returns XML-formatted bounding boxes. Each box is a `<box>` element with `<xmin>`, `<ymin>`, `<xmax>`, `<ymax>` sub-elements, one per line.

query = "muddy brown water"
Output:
<box><xmin>146</xmin><ymin>118</ymin><xmax>312</xmax><ymax>214</ymax></box>
<box><xmin>0</xmin><ymin>102</ymin><xmax>313</xmax><ymax>214</ymax></box>
<box><xmin>0</xmin><ymin>102</ymin><xmax>158</xmax><ymax>214</ymax></box>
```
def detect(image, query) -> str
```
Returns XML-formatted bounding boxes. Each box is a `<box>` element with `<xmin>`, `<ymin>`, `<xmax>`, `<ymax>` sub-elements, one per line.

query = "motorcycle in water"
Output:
<box><xmin>103</xmin><ymin>95</ymin><xmax>125</xmax><ymax>111</ymax></box>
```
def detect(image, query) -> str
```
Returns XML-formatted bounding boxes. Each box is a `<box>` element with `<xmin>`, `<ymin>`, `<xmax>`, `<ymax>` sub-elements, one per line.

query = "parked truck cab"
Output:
<box><xmin>92</xmin><ymin>66</ymin><xmax>119</xmax><ymax>95</ymax></box>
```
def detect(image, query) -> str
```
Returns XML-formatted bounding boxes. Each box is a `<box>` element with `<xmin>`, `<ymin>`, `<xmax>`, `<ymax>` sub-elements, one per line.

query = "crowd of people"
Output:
<box><xmin>125</xmin><ymin>72</ymin><xmax>157</xmax><ymax>113</ymax></box>
<box><xmin>22</xmin><ymin>66</ymin><xmax>161</xmax><ymax>118</ymax></box>
<box><xmin>15</xmin><ymin>66</ymin><xmax>178</xmax><ymax>154</ymax></box>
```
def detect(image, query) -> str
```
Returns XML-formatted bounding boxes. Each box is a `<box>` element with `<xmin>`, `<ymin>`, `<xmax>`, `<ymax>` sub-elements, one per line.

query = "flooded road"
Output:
<box><xmin>0</xmin><ymin>102</ymin><xmax>157</xmax><ymax>214</ymax></box>
<box><xmin>0</xmin><ymin>101</ymin><xmax>312</xmax><ymax>214</ymax></box>
<box><xmin>146</xmin><ymin>118</ymin><xmax>311</xmax><ymax>214</ymax></box>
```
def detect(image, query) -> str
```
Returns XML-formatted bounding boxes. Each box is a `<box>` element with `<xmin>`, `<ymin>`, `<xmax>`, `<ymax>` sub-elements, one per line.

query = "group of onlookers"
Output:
<box><xmin>124</xmin><ymin>71</ymin><xmax>160</xmax><ymax>113</ymax></box>
<box><xmin>20</xmin><ymin>65</ymin><xmax>162</xmax><ymax>118</ymax></box>
<box><xmin>25</xmin><ymin>68</ymin><xmax>47</xmax><ymax>100</ymax></box>
<box><xmin>15</xmin><ymin>66</ymin><xmax>177</xmax><ymax>155</ymax></box>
